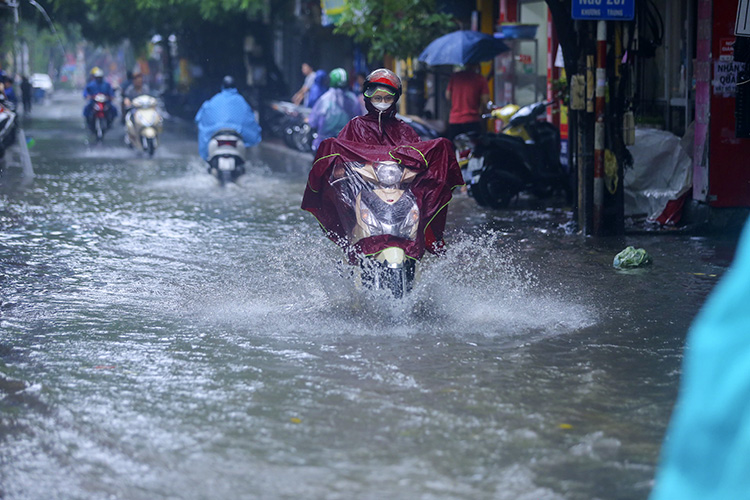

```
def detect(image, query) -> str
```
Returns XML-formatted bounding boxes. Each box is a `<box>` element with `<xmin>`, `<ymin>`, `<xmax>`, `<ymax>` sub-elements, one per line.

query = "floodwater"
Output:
<box><xmin>0</xmin><ymin>91</ymin><xmax>740</xmax><ymax>499</ymax></box>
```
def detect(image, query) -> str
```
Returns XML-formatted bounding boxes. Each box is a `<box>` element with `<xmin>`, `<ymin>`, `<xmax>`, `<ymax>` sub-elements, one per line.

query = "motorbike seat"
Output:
<box><xmin>212</xmin><ymin>129</ymin><xmax>242</xmax><ymax>139</ymax></box>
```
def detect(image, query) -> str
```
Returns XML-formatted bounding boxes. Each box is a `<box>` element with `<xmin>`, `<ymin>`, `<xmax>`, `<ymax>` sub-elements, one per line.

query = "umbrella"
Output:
<box><xmin>418</xmin><ymin>30</ymin><xmax>510</xmax><ymax>66</ymax></box>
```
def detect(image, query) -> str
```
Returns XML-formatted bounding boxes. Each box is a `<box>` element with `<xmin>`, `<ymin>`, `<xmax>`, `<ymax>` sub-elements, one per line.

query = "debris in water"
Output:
<box><xmin>613</xmin><ymin>246</ymin><xmax>652</xmax><ymax>269</ymax></box>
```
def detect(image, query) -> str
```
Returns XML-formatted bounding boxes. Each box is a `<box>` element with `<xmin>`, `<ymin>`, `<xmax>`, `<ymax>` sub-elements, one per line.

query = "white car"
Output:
<box><xmin>30</xmin><ymin>73</ymin><xmax>54</xmax><ymax>93</ymax></box>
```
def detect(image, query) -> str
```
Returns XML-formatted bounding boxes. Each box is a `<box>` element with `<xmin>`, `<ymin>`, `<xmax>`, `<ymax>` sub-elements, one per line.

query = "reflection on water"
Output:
<box><xmin>0</xmin><ymin>92</ymin><xmax>736</xmax><ymax>499</ymax></box>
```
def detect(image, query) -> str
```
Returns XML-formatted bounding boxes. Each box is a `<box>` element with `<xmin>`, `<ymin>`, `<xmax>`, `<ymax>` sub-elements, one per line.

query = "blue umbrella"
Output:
<box><xmin>418</xmin><ymin>30</ymin><xmax>510</xmax><ymax>66</ymax></box>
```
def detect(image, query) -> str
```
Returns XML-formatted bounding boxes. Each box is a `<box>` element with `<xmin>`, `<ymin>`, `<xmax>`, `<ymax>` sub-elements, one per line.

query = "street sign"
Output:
<box><xmin>737</xmin><ymin>0</ymin><xmax>750</xmax><ymax>36</ymax></box>
<box><xmin>571</xmin><ymin>0</ymin><xmax>635</xmax><ymax>21</ymax></box>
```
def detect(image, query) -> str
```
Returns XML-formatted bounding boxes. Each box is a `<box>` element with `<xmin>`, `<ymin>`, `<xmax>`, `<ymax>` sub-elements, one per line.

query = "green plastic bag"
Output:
<box><xmin>613</xmin><ymin>246</ymin><xmax>652</xmax><ymax>269</ymax></box>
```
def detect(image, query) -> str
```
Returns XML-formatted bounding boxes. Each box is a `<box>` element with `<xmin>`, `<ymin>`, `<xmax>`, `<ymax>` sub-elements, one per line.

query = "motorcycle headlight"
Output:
<box><xmin>374</xmin><ymin>161</ymin><xmax>402</xmax><ymax>188</ymax></box>
<box><xmin>140</xmin><ymin>115</ymin><xmax>156</xmax><ymax>127</ymax></box>
<box><xmin>359</xmin><ymin>203</ymin><xmax>383</xmax><ymax>236</ymax></box>
<box><xmin>399</xmin><ymin>204</ymin><xmax>420</xmax><ymax>239</ymax></box>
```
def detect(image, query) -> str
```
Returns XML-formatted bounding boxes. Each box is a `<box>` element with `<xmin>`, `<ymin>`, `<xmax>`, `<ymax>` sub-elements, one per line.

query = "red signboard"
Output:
<box><xmin>706</xmin><ymin>0</ymin><xmax>750</xmax><ymax>207</ymax></box>
<box><xmin>517</xmin><ymin>54</ymin><xmax>532</xmax><ymax>65</ymax></box>
<box><xmin>719</xmin><ymin>38</ymin><xmax>735</xmax><ymax>60</ymax></box>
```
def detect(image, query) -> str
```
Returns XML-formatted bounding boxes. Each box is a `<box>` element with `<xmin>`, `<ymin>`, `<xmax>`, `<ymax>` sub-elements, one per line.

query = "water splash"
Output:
<box><xmin>172</xmin><ymin>228</ymin><xmax>597</xmax><ymax>343</ymax></box>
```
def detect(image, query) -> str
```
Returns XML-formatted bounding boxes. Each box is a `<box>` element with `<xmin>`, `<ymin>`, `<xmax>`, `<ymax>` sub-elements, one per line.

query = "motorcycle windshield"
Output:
<box><xmin>135</xmin><ymin>108</ymin><xmax>159</xmax><ymax>127</ymax></box>
<box><xmin>302</xmin><ymin>137</ymin><xmax>464</xmax><ymax>261</ymax></box>
<box><xmin>329</xmin><ymin>161</ymin><xmax>420</xmax><ymax>244</ymax></box>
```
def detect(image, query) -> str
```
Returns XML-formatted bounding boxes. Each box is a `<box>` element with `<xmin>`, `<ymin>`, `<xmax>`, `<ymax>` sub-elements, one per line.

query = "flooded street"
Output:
<box><xmin>0</xmin><ymin>91</ymin><xmax>739</xmax><ymax>499</ymax></box>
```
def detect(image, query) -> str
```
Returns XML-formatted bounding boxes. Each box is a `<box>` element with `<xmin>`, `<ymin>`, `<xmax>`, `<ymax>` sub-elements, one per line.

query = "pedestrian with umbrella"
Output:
<box><xmin>418</xmin><ymin>30</ymin><xmax>509</xmax><ymax>140</ymax></box>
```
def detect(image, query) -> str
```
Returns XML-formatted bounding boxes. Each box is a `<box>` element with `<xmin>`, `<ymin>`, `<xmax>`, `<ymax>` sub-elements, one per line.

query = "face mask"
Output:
<box><xmin>372</xmin><ymin>101</ymin><xmax>392</xmax><ymax>112</ymax></box>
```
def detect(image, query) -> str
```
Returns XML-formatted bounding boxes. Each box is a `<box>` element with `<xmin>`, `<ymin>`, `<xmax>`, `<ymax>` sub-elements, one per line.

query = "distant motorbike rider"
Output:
<box><xmin>337</xmin><ymin>68</ymin><xmax>421</xmax><ymax>146</ymax></box>
<box><xmin>194</xmin><ymin>75</ymin><xmax>262</xmax><ymax>161</ymax></box>
<box><xmin>307</xmin><ymin>67</ymin><xmax>363</xmax><ymax>151</ymax></box>
<box><xmin>123</xmin><ymin>71</ymin><xmax>151</xmax><ymax>108</ymax></box>
<box><xmin>83</xmin><ymin>67</ymin><xmax>117</xmax><ymax>124</ymax></box>
<box><xmin>122</xmin><ymin>72</ymin><xmax>152</xmax><ymax>117</ymax></box>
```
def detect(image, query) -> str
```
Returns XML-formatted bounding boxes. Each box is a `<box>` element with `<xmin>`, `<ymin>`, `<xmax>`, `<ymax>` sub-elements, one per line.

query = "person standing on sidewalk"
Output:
<box><xmin>20</xmin><ymin>75</ymin><xmax>32</xmax><ymax>114</ymax></box>
<box><xmin>444</xmin><ymin>63</ymin><xmax>489</xmax><ymax>141</ymax></box>
<box><xmin>292</xmin><ymin>62</ymin><xmax>317</xmax><ymax>107</ymax></box>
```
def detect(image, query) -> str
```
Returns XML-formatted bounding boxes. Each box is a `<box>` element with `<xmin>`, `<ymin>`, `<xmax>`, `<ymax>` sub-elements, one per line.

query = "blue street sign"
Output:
<box><xmin>572</xmin><ymin>0</ymin><xmax>635</xmax><ymax>21</ymax></box>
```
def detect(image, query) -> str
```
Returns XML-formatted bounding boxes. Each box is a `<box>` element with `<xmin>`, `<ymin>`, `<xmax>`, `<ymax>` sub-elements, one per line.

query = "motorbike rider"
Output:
<box><xmin>123</xmin><ymin>71</ymin><xmax>151</xmax><ymax>109</ymax></box>
<box><xmin>194</xmin><ymin>75</ymin><xmax>262</xmax><ymax>161</ymax></box>
<box><xmin>304</xmin><ymin>68</ymin><xmax>464</xmax><ymax>257</ymax></box>
<box><xmin>307</xmin><ymin>67</ymin><xmax>363</xmax><ymax>151</ymax></box>
<box><xmin>83</xmin><ymin>67</ymin><xmax>117</xmax><ymax>125</ymax></box>
<box><xmin>337</xmin><ymin>68</ymin><xmax>421</xmax><ymax>146</ymax></box>
<box><xmin>122</xmin><ymin>71</ymin><xmax>152</xmax><ymax>127</ymax></box>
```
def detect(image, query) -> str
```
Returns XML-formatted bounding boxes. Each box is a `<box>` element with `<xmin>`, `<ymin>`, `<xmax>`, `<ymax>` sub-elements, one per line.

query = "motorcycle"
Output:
<box><xmin>302</xmin><ymin>139</ymin><xmax>463</xmax><ymax>299</ymax></box>
<box><xmin>206</xmin><ymin>129</ymin><xmax>246</xmax><ymax>184</ymax></box>
<box><xmin>282</xmin><ymin>103</ymin><xmax>314</xmax><ymax>153</ymax></box>
<box><xmin>263</xmin><ymin>100</ymin><xmax>299</xmax><ymax>138</ymax></box>
<box><xmin>264</xmin><ymin>100</ymin><xmax>315</xmax><ymax>153</ymax></box>
<box><xmin>0</xmin><ymin>98</ymin><xmax>17</xmax><ymax>160</ymax></box>
<box><xmin>331</xmin><ymin>160</ymin><xmax>420</xmax><ymax>297</ymax></box>
<box><xmin>87</xmin><ymin>93</ymin><xmax>114</xmax><ymax>143</ymax></box>
<box><xmin>454</xmin><ymin>100</ymin><xmax>570</xmax><ymax>209</ymax></box>
<box><xmin>125</xmin><ymin>95</ymin><xmax>163</xmax><ymax>157</ymax></box>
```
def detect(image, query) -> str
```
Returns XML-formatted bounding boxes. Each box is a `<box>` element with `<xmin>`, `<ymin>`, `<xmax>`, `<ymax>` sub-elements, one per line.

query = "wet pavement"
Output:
<box><xmin>0</xmin><ymin>90</ymin><xmax>743</xmax><ymax>499</ymax></box>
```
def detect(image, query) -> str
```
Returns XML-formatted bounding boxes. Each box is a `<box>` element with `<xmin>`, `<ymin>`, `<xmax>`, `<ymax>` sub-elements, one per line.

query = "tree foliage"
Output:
<box><xmin>39</xmin><ymin>0</ymin><xmax>268</xmax><ymax>48</ymax></box>
<box><xmin>135</xmin><ymin>0</ymin><xmax>267</xmax><ymax>20</ymax></box>
<box><xmin>332</xmin><ymin>0</ymin><xmax>456</xmax><ymax>62</ymax></box>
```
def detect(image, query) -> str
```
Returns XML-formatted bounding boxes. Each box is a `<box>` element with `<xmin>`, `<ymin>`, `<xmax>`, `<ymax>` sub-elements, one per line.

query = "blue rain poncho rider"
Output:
<box><xmin>194</xmin><ymin>76</ymin><xmax>262</xmax><ymax>161</ymax></box>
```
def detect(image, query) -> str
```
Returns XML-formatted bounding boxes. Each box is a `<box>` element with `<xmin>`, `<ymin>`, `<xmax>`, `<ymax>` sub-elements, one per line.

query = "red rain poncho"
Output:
<box><xmin>301</xmin><ymin>136</ymin><xmax>464</xmax><ymax>262</ymax></box>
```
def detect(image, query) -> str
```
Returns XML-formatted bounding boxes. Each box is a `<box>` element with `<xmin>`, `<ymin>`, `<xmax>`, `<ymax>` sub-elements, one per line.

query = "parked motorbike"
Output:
<box><xmin>454</xmin><ymin>100</ymin><xmax>569</xmax><ymax>208</ymax></box>
<box><xmin>263</xmin><ymin>100</ymin><xmax>298</xmax><ymax>137</ymax></box>
<box><xmin>206</xmin><ymin>129</ymin><xmax>246</xmax><ymax>184</ymax></box>
<box><xmin>124</xmin><ymin>95</ymin><xmax>164</xmax><ymax>157</ymax></box>
<box><xmin>283</xmin><ymin>104</ymin><xmax>314</xmax><ymax>153</ymax></box>
<box><xmin>0</xmin><ymin>98</ymin><xmax>17</xmax><ymax>160</ymax></box>
<box><xmin>87</xmin><ymin>93</ymin><xmax>114</xmax><ymax>143</ymax></box>
<box><xmin>330</xmin><ymin>160</ymin><xmax>420</xmax><ymax>298</ymax></box>
<box><xmin>263</xmin><ymin>100</ymin><xmax>315</xmax><ymax>153</ymax></box>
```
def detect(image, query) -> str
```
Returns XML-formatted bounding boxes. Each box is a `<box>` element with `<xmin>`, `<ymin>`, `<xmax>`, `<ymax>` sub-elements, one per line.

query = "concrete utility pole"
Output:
<box><xmin>7</xmin><ymin>0</ymin><xmax>20</xmax><ymax>75</ymax></box>
<box><xmin>593</xmin><ymin>20</ymin><xmax>606</xmax><ymax>235</ymax></box>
